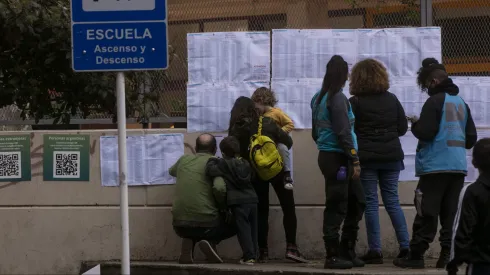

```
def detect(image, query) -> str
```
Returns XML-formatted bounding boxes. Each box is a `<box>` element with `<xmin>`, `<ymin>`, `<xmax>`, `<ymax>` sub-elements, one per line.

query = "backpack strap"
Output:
<box><xmin>258</xmin><ymin>116</ymin><xmax>263</xmax><ymax>136</ymax></box>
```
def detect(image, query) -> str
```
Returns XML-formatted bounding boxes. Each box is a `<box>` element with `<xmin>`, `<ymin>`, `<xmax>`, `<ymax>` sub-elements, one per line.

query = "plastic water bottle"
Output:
<box><xmin>414</xmin><ymin>189</ymin><xmax>423</xmax><ymax>217</ymax></box>
<box><xmin>337</xmin><ymin>166</ymin><xmax>347</xmax><ymax>181</ymax></box>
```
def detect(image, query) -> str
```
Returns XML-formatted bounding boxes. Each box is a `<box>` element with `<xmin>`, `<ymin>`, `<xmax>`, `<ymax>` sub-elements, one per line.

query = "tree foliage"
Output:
<box><xmin>0</xmin><ymin>0</ymin><xmax>161</xmax><ymax>124</ymax></box>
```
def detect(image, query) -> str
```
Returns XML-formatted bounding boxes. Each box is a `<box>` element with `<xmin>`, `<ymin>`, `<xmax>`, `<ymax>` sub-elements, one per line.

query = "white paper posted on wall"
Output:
<box><xmin>100</xmin><ymin>134</ymin><xmax>184</xmax><ymax>186</ymax></box>
<box><xmin>356</xmin><ymin>27</ymin><xmax>441</xmax><ymax>77</ymax></box>
<box><xmin>272</xmin><ymin>79</ymin><xmax>351</xmax><ymax>129</ymax></box>
<box><xmin>272</xmin><ymin>29</ymin><xmax>358</xmax><ymax>79</ymax></box>
<box><xmin>452</xmin><ymin>77</ymin><xmax>490</xmax><ymax>127</ymax></box>
<box><xmin>187</xmin><ymin>32</ymin><xmax>271</xmax><ymax>85</ymax></box>
<box><xmin>187</xmin><ymin>81</ymin><xmax>270</xmax><ymax>133</ymax></box>
<box><xmin>271</xmin><ymin>27</ymin><xmax>443</xmax><ymax>129</ymax></box>
<box><xmin>271</xmin><ymin>27</ymin><xmax>441</xmax><ymax>80</ymax></box>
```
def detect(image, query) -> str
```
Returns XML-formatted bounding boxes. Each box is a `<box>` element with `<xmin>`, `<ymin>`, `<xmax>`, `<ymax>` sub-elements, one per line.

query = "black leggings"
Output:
<box><xmin>318</xmin><ymin>151</ymin><xmax>365</xmax><ymax>247</ymax></box>
<box><xmin>253</xmin><ymin>171</ymin><xmax>297</xmax><ymax>249</ymax></box>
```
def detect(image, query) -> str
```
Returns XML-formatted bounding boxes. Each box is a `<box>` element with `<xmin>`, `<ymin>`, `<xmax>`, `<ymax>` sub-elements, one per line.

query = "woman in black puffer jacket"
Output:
<box><xmin>348</xmin><ymin>59</ymin><xmax>410</xmax><ymax>264</ymax></box>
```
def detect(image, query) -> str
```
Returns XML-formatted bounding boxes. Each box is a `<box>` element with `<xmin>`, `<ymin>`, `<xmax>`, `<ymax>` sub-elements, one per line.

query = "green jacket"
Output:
<box><xmin>170</xmin><ymin>153</ymin><xmax>227</xmax><ymax>227</ymax></box>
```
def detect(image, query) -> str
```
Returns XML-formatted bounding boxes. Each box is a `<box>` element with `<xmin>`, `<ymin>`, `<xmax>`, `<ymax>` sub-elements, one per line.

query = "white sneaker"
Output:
<box><xmin>284</xmin><ymin>183</ymin><xmax>294</xmax><ymax>190</ymax></box>
<box><xmin>240</xmin><ymin>259</ymin><xmax>256</xmax><ymax>265</ymax></box>
<box><xmin>197</xmin><ymin>240</ymin><xmax>223</xmax><ymax>263</ymax></box>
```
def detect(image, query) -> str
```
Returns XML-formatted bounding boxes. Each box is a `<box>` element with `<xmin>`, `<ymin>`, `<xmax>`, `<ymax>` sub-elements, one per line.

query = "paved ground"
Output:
<box><xmin>99</xmin><ymin>260</ymin><xmax>452</xmax><ymax>275</ymax></box>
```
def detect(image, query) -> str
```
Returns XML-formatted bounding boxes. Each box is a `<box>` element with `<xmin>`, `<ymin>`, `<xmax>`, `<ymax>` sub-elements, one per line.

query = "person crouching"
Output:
<box><xmin>206</xmin><ymin>136</ymin><xmax>259</xmax><ymax>265</ymax></box>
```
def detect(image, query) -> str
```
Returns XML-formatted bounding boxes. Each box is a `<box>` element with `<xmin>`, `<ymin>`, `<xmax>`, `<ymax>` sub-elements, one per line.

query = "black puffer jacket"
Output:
<box><xmin>349</xmin><ymin>92</ymin><xmax>408</xmax><ymax>163</ymax></box>
<box><xmin>206</xmin><ymin>157</ymin><xmax>258</xmax><ymax>206</ymax></box>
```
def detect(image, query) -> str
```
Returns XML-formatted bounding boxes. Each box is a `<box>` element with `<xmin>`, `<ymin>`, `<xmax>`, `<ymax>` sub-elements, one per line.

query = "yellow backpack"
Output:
<box><xmin>249</xmin><ymin>116</ymin><xmax>283</xmax><ymax>181</ymax></box>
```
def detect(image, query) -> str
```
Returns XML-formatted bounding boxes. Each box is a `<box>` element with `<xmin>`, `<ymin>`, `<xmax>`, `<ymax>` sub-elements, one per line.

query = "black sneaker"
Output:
<box><xmin>258</xmin><ymin>248</ymin><xmax>269</xmax><ymax>263</ymax></box>
<box><xmin>178</xmin><ymin>238</ymin><xmax>194</xmax><ymax>264</ymax></box>
<box><xmin>360</xmin><ymin>250</ymin><xmax>383</xmax><ymax>264</ymax></box>
<box><xmin>324</xmin><ymin>257</ymin><xmax>354</xmax><ymax>269</ymax></box>
<box><xmin>339</xmin><ymin>240</ymin><xmax>365</xmax><ymax>267</ymax></box>
<box><xmin>436</xmin><ymin>247</ymin><xmax>450</xmax><ymax>269</ymax></box>
<box><xmin>393</xmin><ymin>251</ymin><xmax>424</xmax><ymax>269</ymax></box>
<box><xmin>397</xmin><ymin>248</ymin><xmax>409</xmax><ymax>259</ymax></box>
<box><xmin>285</xmin><ymin>244</ymin><xmax>308</xmax><ymax>263</ymax></box>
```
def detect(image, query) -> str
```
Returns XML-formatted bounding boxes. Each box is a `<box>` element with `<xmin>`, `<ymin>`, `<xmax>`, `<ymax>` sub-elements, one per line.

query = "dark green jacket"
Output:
<box><xmin>170</xmin><ymin>153</ymin><xmax>227</xmax><ymax>227</ymax></box>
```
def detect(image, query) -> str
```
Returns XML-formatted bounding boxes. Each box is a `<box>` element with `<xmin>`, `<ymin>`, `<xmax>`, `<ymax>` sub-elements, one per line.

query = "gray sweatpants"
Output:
<box><xmin>277</xmin><ymin>143</ymin><xmax>291</xmax><ymax>173</ymax></box>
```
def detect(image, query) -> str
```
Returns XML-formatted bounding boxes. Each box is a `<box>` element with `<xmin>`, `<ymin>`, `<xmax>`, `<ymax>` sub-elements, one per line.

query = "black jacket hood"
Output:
<box><xmin>428</xmin><ymin>78</ymin><xmax>459</xmax><ymax>97</ymax></box>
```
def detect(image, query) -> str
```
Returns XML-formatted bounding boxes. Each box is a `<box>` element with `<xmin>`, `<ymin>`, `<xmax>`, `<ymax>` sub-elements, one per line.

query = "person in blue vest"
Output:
<box><xmin>311</xmin><ymin>55</ymin><xmax>366</xmax><ymax>270</ymax></box>
<box><xmin>394</xmin><ymin>58</ymin><xmax>477</xmax><ymax>269</ymax></box>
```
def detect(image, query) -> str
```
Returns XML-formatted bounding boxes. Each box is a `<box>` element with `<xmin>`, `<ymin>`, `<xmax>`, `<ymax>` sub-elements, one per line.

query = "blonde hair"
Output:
<box><xmin>349</xmin><ymin>59</ymin><xmax>390</xmax><ymax>96</ymax></box>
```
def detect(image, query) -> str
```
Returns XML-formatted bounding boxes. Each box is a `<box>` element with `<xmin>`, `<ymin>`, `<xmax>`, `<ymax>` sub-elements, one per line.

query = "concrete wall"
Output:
<box><xmin>0</xmin><ymin>129</ymin><xmax>441</xmax><ymax>274</ymax></box>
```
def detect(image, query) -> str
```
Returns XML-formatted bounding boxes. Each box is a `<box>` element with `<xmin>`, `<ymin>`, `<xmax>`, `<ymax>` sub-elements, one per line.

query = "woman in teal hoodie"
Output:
<box><xmin>311</xmin><ymin>55</ymin><xmax>365</xmax><ymax>270</ymax></box>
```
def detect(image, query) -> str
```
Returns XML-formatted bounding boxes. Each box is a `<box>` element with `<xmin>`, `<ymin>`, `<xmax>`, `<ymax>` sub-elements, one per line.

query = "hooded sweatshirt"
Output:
<box><xmin>411</xmin><ymin>78</ymin><xmax>477</xmax><ymax>149</ymax></box>
<box><xmin>206</xmin><ymin>157</ymin><xmax>258</xmax><ymax>206</ymax></box>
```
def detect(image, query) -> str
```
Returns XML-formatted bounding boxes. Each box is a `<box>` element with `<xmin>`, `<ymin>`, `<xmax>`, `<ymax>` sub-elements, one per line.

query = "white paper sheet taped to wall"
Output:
<box><xmin>187</xmin><ymin>32</ymin><xmax>271</xmax><ymax>85</ymax></box>
<box><xmin>272</xmin><ymin>78</ymin><xmax>351</xmax><ymax>129</ymax></box>
<box><xmin>272</xmin><ymin>27</ymin><xmax>441</xmax><ymax>80</ymax></box>
<box><xmin>452</xmin><ymin>77</ymin><xmax>490</xmax><ymax>127</ymax></box>
<box><xmin>187</xmin><ymin>81</ymin><xmax>270</xmax><ymax>133</ymax></box>
<box><xmin>100</xmin><ymin>134</ymin><xmax>184</xmax><ymax>186</ymax></box>
<box><xmin>272</xmin><ymin>29</ymin><xmax>358</xmax><ymax>79</ymax></box>
<box><xmin>356</xmin><ymin>27</ymin><xmax>442</xmax><ymax>77</ymax></box>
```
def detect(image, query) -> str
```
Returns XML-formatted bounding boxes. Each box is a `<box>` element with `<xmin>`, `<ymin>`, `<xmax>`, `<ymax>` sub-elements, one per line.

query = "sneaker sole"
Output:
<box><xmin>324</xmin><ymin>264</ymin><xmax>353</xmax><ymax>269</ymax></box>
<box><xmin>198</xmin><ymin>241</ymin><xmax>223</xmax><ymax>263</ymax></box>
<box><xmin>286</xmin><ymin>254</ymin><xmax>309</xmax><ymax>263</ymax></box>
<box><xmin>363</xmin><ymin>259</ymin><xmax>383</xmax><ymax>265</ymax></box>
<box><xmin>393</xmin><ymin>259</ymin><xmax>425</xmax><ymax>269</ymax></box>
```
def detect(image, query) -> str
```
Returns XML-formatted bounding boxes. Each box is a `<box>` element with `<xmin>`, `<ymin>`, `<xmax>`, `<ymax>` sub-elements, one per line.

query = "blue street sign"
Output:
<box><xmin>71</xmin><ymin>0</ymin><xmax>168</xmax><ymax>72</ymax></box>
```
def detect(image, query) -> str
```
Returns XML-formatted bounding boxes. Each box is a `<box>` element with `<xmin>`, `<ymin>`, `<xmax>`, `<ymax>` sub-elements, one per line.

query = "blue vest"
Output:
<box><xmin>311</xmin><ymin>91</ymin><xmax>358</xmax><ymax>153</ymax></box>
<box><xmin>415</xmin><ymin>93</ymin><xmax>468</xmax><ymax>176</ymax></box>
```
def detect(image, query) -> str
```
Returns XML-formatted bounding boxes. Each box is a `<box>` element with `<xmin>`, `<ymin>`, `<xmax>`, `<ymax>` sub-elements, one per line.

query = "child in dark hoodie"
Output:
<box><xmin>206</xmin><ymin>136</ymin><xmax>259</xmax><ymax>265</ymax></box>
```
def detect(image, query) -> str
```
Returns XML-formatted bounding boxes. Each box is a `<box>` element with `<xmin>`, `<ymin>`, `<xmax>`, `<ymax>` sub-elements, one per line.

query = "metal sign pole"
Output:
<box><xmin>71</xmin><ymin>1</ymin><xmax>168</xmax><ymax>272</ymax></box>
<box><xmin>116</xmin><ymin>72</ymin><xmax>130</xmax><ymax>275</ymax></box>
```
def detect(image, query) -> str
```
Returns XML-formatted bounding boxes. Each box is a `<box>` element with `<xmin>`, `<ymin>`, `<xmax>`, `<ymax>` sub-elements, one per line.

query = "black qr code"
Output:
<box><xmin>0</xmin><ymin>152</ymin><xmax>21</xmax><ymax>179</ymax></box>
<box><xmin>53</xmin><ymin>151</ymin><xmax>80</xmax><ymax>179</ymax></box>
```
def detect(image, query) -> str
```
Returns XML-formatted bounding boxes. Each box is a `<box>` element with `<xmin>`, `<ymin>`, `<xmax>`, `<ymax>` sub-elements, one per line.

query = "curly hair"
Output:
<box><xmin>349</xmin><ymin>59</ymin><xmax>389</xmax><ymax>96</ymax></box>
<box><xmin>251</xmin><ymin>87</ymin><xmax>278</xmax><ymax>107</ymax></box>
<box><xmin>417</xmin><ymin>57</ymin><xmax>447</xmax><ymax>91</ymax></box>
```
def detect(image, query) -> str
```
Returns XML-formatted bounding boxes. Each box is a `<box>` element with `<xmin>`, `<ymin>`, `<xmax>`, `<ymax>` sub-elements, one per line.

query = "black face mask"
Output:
<box><xmin>427</xmin><ymin>78</ymin><xmax>458</xmax><ymax>97</ymax></box>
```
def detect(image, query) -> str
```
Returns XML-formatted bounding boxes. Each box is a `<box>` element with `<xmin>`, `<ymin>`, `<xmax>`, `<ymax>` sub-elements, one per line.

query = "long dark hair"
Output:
<box><xmin>316</xmin><ymin>55</ymin><xmax>348</xmax><ymax>105</ymax></box>
<box><xmin>228</xmin><ymin>96</ymin><xmax>259</xmax><ymax>134</ymax></box>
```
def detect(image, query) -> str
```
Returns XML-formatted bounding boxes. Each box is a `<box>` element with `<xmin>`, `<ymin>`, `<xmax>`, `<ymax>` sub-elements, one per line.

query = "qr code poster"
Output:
<box><xmin>0</xmin><ymin>135</ymin><xmax>31</xmax><ymax>182</ymax></box>
<box><xmin>43</xmin><ymin>135</ymin><xmax>90</xmax><ymax>181</ymax></box>
<box><xmin>0</xmin><ymin>152</ymin><xmax>22</xmax><ymax>179</ymax></box>
<box><xmin>53</xmin><ymin>151</ymin><xmax>80</xmax><ymax>179</ymax></box>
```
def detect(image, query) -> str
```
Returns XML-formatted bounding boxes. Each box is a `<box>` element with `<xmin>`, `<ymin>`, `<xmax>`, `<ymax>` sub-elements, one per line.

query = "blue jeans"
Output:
<box><xmin>361</xmin><ymin>168</ymin><xmax>409</xmax><ymax>251</ymax></box>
